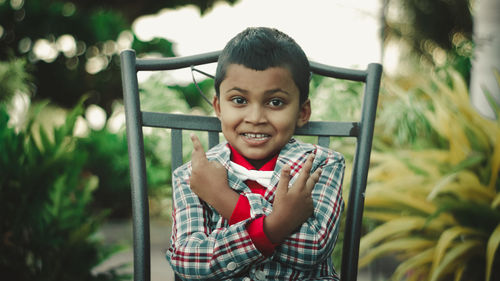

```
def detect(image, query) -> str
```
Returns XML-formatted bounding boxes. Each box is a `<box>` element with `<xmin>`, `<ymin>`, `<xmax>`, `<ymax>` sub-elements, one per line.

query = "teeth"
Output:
<box><xmin>243</xmin><ymin>133</ymin><xmax>269</xmax><ymax>139</ymax></box>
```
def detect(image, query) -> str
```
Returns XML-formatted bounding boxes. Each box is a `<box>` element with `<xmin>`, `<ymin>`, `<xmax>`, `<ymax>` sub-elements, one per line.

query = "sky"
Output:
<box><xmin>132</xmin><ymin>0</ymin><xmax>385</xmax><ymax>83</ymax></box>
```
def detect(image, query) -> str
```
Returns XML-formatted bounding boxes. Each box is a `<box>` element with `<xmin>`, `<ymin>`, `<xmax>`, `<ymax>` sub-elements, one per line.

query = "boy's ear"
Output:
<box><xmin>296</xmin><ymin>99</ymin><xmax>311</xmax><ymax>128</ymax></box>
<box><xmin>213</xmin><ymin>96</ymin><xmax>222</xmax><ymax>119</ymax></box>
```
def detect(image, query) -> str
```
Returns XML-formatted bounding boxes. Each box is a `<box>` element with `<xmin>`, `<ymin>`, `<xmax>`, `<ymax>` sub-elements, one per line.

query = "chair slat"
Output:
<box><xmin>171</xmin><ymin>129</ymin><xmax>183</xmax><ymax>171</ymax></box>
<box><xmin>143</xmin><ymin>112</ymin><xmax>221</xmax><ymax>132</ymax></box>
<box><xmin>136</xmin><ymin>51</ymin><xmax>220</xmax><ymax>71</ymax></box>
<box><xmin>208</xmin><ymin>131</ymin><xmax>219</xmax><ymax>148</ymax></box>
<box><xmin>142</xmin><ymin>112</ymin><xmax>358</xmax><ymax>137</ymax></box>
<box><xmin>317</xmin><ymin>136</ymin><xmax>330</xmax><ymax>148</ymax></box>
<box><xmin>135</xmin><ymin>50</ymin><xmax>368</xmax><ymax>82</ymax></box>
<box><xmin>295</xmin><ymin>120</ymin><xmax>359</xmax><ymax>137</ymax></box>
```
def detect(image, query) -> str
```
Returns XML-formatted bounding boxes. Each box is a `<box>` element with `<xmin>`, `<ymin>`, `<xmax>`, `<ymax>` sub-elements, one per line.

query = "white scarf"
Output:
<box><xmin>229</xmin><ymin>161</ymin><xmax>274</xmax><ymax>188</ymax></box>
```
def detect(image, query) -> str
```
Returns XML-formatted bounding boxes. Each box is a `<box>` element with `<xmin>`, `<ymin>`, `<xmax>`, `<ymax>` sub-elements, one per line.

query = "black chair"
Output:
<box><xmin>120</xmin><ymin>49</ymin><xmax>382</xmax><ymax>281</ymax></box>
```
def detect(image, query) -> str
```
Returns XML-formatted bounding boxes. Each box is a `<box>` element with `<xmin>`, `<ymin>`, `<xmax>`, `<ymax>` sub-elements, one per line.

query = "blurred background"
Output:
<box><xmin>1</xmin><ymin>0</ymin><xmax>499</xmax><ymax>280</ymax></box>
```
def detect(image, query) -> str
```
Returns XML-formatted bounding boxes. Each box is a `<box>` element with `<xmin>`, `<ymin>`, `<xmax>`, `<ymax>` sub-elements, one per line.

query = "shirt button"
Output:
<box><xmin>227</xmin><ymin>261</ymin><xmax>237</xmax><ymax>271</ymax></box>
<box><xmin>255</xmin><ymin>270</ymin><xmax>266</xmax><ymax>280</ymax></box>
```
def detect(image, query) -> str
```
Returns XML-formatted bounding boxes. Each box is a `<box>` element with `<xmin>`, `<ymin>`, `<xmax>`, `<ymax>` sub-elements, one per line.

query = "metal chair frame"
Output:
<box><xmin>120</xmin><ymin>49</ymin><xmax>382</xmax><ymax>281</ymax></box>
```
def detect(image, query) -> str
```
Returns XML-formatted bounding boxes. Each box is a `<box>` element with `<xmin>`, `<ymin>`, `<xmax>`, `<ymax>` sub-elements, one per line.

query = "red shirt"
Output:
<box><xmin>228</xmin><ymin>145</ymin><xmax>279</xmax><ymax>256</ymax></box>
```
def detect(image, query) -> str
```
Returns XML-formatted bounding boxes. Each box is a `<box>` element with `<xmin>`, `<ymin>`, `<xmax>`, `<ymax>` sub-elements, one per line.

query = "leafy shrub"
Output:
<box><xmin>0</xmin><ymin>102</ymin><xmax>125</xmax><ymax>281</ymax></box>
<box><xmin>77</xmin><ymin>127</ymin><xmax>171</xmax><ymax>218</ymax></box>
<box><xmin>77</xmin><ymin>129</ymin><xmax>133</xmax><ymax>218</ymax></box>
<box><xmin>0</xmin><ymin>59</ymin><xmax>32</xmax><ymax>103</ymax></box>
<box><xmin>360</xmin><ymin>70</ymin><xmax>500</xmax><ymax>280</ymax></box>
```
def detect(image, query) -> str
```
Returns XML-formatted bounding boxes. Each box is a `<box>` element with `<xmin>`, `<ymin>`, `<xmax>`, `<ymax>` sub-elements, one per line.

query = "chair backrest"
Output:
<box><xmin>120</xmin><ymin>49</ymin><xmax>382</xmax><ymax>281</ymax></box>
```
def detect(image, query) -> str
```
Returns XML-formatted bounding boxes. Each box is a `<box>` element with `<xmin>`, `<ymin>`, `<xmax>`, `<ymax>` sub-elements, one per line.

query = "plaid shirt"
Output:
<box><xmin>166</xmin><ymin>138</ymin><xmax>345</xmax><ymax>280</ymax></box>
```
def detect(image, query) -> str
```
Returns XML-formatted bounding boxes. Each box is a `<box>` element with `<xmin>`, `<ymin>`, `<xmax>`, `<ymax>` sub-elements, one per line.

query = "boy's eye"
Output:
<box><xmin>231</xmin><ymin>97</ymin><xmax>247</xmax><ymax>104</ymax></box>
<box><xmin>268</xmin><ymin>98</ymin><xmax>284</xmax><ymax>107</ymax></box>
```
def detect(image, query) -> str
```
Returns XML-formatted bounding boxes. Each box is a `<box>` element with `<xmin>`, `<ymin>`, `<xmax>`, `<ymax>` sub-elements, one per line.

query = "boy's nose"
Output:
<box><xmin>244</xmin><ymin>105</ymin><xmax>266</xmax><ymax>124</ymax></box>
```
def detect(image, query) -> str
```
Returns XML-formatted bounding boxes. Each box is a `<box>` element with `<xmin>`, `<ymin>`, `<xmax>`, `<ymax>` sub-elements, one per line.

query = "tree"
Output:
<box><xmin>381</xmin><ymin>0</ymin><xmax>499</xmax><ymax>120</ymax></box>
<box><xmin>381</xmin><ymin>0</ymin><xmax>473</xmax><ymax>78</ymax></box>
<box><xmin>0</xmin><ymin>0</ymin><xmax>237</xmax><ymax>111</ymax></box>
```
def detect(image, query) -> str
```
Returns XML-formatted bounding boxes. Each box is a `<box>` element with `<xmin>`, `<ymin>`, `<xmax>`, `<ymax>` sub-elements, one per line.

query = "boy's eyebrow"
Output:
<box><xmin>225</xmin><ymin>87</ymin><xmax>248</xmax><ymax>94</ymax></box>
<box><xmin>265</xmin><ymin>88</ymin><xmax>291</xmax><ymax>96</ymax></box>
<box><xmin>225</xmin><ymin>87</ymin><xmax>291</xmax><ymax>96</ymax></box>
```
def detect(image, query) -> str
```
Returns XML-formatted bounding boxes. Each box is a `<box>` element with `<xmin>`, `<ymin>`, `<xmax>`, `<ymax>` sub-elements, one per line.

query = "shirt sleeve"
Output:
<box><xmin>246</xmin><ymin>216</ymin><xmax>278</xmax><ymax>256</ymax></box>
<box><xmin>229</xmin><ymin>195</ymin><xmax>278</xmax><ymax>256</ymax></box>
<box><xmin>229</xmin><ymin>195</ymin><xmax>251</xmax><ymax>225</ymax></box>
<box><xmin>166</xmin><ymin>165</ymin><xmax>267</xmax><ymax>280</ymax></box>
<box><xmin>271</xmin><ymin>148</ymin><xmax>345</xmax><ymax>271</ymax></box>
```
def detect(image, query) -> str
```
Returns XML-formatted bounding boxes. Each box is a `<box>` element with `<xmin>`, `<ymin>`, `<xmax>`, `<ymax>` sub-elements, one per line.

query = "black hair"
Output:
<box><xmin>215</xmin><ymin>27</ymin><xmax>310</xmax><ymax>104</ymax></box>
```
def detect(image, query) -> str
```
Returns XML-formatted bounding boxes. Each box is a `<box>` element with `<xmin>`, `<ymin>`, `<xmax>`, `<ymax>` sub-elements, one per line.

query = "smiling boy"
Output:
<box><xmin>166</xmin><ymin>27</ymin><xmax>345</xmax><ymax>280</ymax></box>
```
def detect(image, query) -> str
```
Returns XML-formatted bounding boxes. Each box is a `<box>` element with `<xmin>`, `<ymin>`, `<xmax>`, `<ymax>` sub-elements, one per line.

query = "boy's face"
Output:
<box><xmin>214</xmin><ymin>64</ymin><xmax>310</xmax><ymax>168</ymax></box>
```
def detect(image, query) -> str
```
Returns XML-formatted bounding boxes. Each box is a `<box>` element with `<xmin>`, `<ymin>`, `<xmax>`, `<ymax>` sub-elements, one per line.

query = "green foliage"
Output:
<box><xmin>309</xmin><ymin>75</ymin><xmax>363</xmax><ymax>122</ymax></box>
<box><xmin>132</xmin><ymin>36</ymin><xmax>174</xmax><ymax>57</ymax></box>
<box><xmin>0</xmin><ymin>59</ymin><xmax>32</xmax><ymax>103</ymax></box>
<box><xmin>167</xmin><ymin>78</ymin><xmax>215</xmax><ymax>111</ymax></box>
<box><xmin>89</xmin><ymin>9</ymin><xmax>128</xmax><ymax>42</ymax></box>
<box><xmin>360</xmin><ymin>68</ymin><xmax>500</xmax><ymax>280</ymax></box>
<box><xmin>138</xmin><ymin>71</ymin><xmax>214</xmax><ymax>114</ymax></box>
<box><xmin>0</xmin><ymin>0</ymin><xmax>237</xmax><ymax>111</ymax></box>
<box><xmin>76</xmin><ymin>127</ymin><xmax>171</xmax><ymax>218</ymax></box>
<box><xmin>76</xmin><ymin>129</ymin><xmax>132</xmax><ymax>218</ymax></box>
<box><xmin>139</xmin><ymin>73</ymin><xmax>193</xmax><ymax>113</ymax></box>
<box><xmin>0</xmin><ymin>102</ymin><xmax>125</xmax><ymax>281</ymax></box>
<box><xmin>377</xmin><ymin>80</ymin><xmax>442</xmax><ymax>148</ymax></box>
<box><xmin>383</xmin><ymin>0</ymin><xmax>474</xmax><ymax>79</ymax></box>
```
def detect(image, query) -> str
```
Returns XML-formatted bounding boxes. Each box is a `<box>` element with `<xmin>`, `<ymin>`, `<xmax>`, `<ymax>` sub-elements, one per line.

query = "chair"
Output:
<box><xmin>120</xmin><ymin>49</ymin><xmax>382</xmax><ymax>281</ymax></box>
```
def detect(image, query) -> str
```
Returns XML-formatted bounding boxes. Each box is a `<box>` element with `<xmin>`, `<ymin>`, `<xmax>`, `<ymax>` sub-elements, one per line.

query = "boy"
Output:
<box><xmin>166</xmin><ymin>27</ymin><xmax>345</xmax><ymax>280</ymax></box>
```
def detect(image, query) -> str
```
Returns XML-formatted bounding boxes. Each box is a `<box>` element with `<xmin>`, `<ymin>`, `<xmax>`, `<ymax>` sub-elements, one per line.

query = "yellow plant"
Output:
<box><xmin>360</xmin><ymin>69</ymin><xmax>500</xmax><ymax>280</ymax></box>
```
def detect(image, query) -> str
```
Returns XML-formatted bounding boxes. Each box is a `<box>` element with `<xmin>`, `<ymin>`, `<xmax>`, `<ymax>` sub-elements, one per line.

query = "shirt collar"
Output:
<box><xmin>228</xmin><ymin>144</ymin><xmax>278</xmax><ymax>171</ymax></box>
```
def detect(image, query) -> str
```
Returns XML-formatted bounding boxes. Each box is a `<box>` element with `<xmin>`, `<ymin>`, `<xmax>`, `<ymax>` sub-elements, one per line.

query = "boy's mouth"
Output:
<box><xmin>241</xmin><ymin>133</ymin><xmax>270</xmax><ymax>141</ymax></box>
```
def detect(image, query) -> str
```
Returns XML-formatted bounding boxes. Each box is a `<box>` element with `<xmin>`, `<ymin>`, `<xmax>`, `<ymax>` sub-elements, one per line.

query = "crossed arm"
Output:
<box><xmin>166</xmin><ymin>135</ymin><xmax>344</xmax><ymax>279</ymax></box>
<box><xmin>189</xmin><ymin>134</ymin><xmax>321</xmax><ymax>244</ymax></box>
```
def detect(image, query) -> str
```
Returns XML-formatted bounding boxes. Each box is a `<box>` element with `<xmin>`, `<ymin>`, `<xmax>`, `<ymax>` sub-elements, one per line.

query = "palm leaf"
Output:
<box><xmin>365</xmin><ymin>188</ymin><xmax>433</xmax><ymax>212</ymax></box>
<box><xmin>454</xmin><ymin>266</ymin><xmax>466</xmax><ymax>281</ymax></box>
<box><xmin>432</xmin><ymin>199</ymin><xmax>500</xmax><ymax>233</ymax></box>
<box><xmin>368</xmin><ymin>175</ymin><xmax>432</xmax><ymax>197</ymax></box>
<box><xmin>431</xmin><ymin>226</ymin><xmax>485</xmax><ymax>275</ymax></box>
<box><xmin>486</xmin><ymin>224</ymin><xmax>500</xmax><ymax>281</ymax></box>
<box><xmin>492</xmin><ymin>193</ymin><xmax>500</xmax><ymax>210</ymax></box>
<box><xmin>489</xmin><ymin>128</ymin><xmax>500</xmax><ymax>191</ymax></box>
<box><xmin>428</xmin><ymin>171</ymin><xmax>495</xmax><ymax>204</ymax></box>
<box><xmin>363</xmin><ymin>210</ymin><xmax>403</xmax><ymax>222</ymax></box>
<box><xmin>392</xmin><ymin>247</ymin><xmax>435</xmax><ymax>281</ymax></box>
<box><xmin>430</xmin><ymin>240</ymin><xmax>483</xmax><ymax>281</ymax></box>
<box><xmin>360</xmin><ymin>217</ymin><xmax>444</xmax><ymax>255</ymax></box>
<box><xmin>360</xmin><ymin>237</ymin><xmax>434</xmax><ymax>268</ymax></box>
<box><xmin>38</xmin><ymin>124</ymin><xmax>53</xmax><ymax>153</ymax></box>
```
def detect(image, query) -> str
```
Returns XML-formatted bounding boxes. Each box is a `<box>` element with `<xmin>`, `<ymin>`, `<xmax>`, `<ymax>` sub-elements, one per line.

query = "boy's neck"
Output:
<box><xmin>228</xmin><ymin>144</ymin><xmax>278</xmax><ymax>171</ymax></box>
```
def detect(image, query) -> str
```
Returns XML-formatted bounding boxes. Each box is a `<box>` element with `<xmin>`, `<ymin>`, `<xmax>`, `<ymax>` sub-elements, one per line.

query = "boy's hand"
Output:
<box><xmin>190</xmin><ymin>133</ymin><xmax>227</xmax><ymax>200</ymax></box>
<box><xmin>264</xmin><ymin>154</ymin><xmax>321</xmax><ymax>244</ymax></box>
<box><xmin>190</xmin><ymin>134</ymin><xmax>238</xmax><ymax>219</ymax></box>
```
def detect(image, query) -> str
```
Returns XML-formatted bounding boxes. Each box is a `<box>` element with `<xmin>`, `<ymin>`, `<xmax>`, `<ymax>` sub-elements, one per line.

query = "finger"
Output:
<box><xmin>295</xmin><ymin>154</ymin><xmax>315</xmax><ymax>187</ymax></box>
<box><xmin>191</xmin><ymin>133</ymin><xmax>205</xmax><ymax>153</ymax></box>
<box><xmin>191</xmin><ymin>134</ymin><xmax>207</xmax><ymax>166</ymax></box>
<box><xmin>305</xmin><ymin>168</ymin><xmax>322</xmax><ymax>193</ymax></box>
<box><xmin>276</xmin><ymin>165</ymin><xmax>291</xmax><ymax>196</ymax></box>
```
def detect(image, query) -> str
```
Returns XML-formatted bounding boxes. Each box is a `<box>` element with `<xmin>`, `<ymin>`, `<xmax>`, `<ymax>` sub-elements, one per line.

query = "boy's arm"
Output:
<box><xmin>264</xmin><ymin>154</ymin><xmax>321</xmax><ymax>244</ymax></box>
<box><xmin>189</xmin><ymin>134</ymin><xmax>239</xmax><ymax>220</ymax></box>
<box><xmin>271</xmin><ymin>149</ymin><xmax>345</xmax><ymax>270</ymax></box>
<box><xmin>189</xmin><ymin>134</ymin><xmax>279</xmax><ymax>256</ymax></box>
<box><xmin>166</xmin><ymin>166</ymin><xmax>267</xmax><ymax>280</ymax></box>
